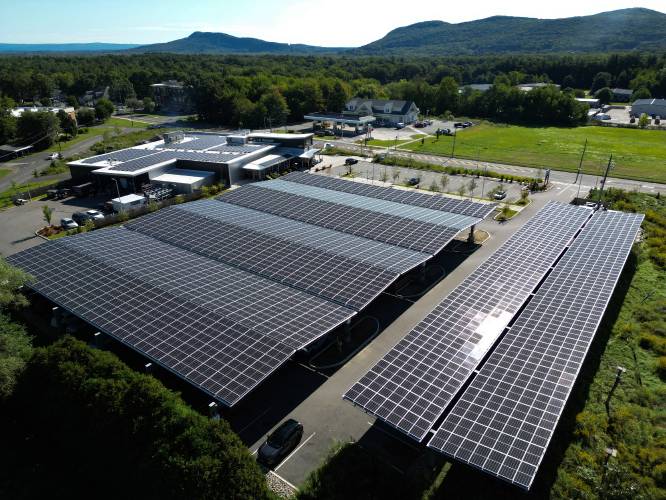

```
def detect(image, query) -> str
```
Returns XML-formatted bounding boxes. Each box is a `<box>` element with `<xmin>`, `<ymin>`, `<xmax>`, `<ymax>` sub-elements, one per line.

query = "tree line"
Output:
<box><xmin>1</xmin><ymin>52</ymin><xmax>665</xmax><ymax>137</ymax></box>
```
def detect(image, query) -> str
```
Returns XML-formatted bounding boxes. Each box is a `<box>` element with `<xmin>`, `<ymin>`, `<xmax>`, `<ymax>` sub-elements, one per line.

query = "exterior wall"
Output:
<box><xmin>631</xmin><ymin>104</ymin><xmax>666</xmax><ymax>117</ymax></box>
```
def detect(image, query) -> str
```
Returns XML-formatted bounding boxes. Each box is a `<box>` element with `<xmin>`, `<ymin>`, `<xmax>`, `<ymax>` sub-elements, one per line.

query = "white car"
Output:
<box><xmin>324</xmin><ymin>143</ymin><xmax>334</xmax><ymax>149</ymax></box>
<box><xmin>46</xmin><ymin>152</ymin><xmax>61</xmax><ymax>160</ymax></box>
<box><xmin>60</xmin><ymin>218</ymin><xmax>78</xmax><ymax>230</ymax></box>
<box><xmin>85</xmin><ymin>209</ymin><xmax>105</xmax><ymax>221</ymax></box>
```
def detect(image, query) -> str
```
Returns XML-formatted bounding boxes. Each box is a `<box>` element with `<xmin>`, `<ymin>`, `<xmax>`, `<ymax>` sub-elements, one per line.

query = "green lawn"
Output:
<box><xmin>0</xmin><ymin>169</ymin><xmax>10</xmax><ymax>179</ymax></box>
<box><xmin>404</xmin><ymin>122</ymin><xmax>666</xmax><ymax>183</ymax></box>
<box><xmin>0</xmin><ymin>180</ymin><xmax>61</xmax><ymax>208</ymax></box>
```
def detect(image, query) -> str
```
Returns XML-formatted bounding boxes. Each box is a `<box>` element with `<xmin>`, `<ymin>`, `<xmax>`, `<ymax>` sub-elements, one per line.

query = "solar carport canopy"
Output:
<box><xmin>429</xmin><ymin>210</ymin><xmax>643</xmax><ymax>490</ymax></box>
<box><xmin>344</xmin><ymin>202</ymin><xmax>592</xmax><ymax>440</ymax></box>
<box><xmin>8</xmin><ymin>229</ymin><xmax>355</xmax><ymax>406</ymax></box>
<box><xmin>8</xmin><ymin>173</ymin><xmax>493</xmax><ymax>407</ymax></box>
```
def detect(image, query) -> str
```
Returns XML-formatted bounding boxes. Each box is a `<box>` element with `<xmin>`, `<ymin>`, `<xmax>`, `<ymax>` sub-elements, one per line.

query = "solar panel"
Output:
<box><xmin>180</xmin><ymin>200</ymin><xmax>430</xmax><ymax>274</ymax></box>
<box><xmin>281</xmin><ymin>171</ymin><xmax>496</xmax><ymax>218</ymax></box>
<box><xmin>126</xmin><ymin>206</ymin><xmax>401</xmax><ymax>311</ymax></box>
<box><xmin>57</xmin><ymin>228</ymin><xmax>355</xmax><ymax>349</ymax></box>
<box><xmin>7</xmin><ymin>239</ymin><xmax>294</xmax><ymax>407</ymax></box>
<box><xmin>81</xmin><ymin>148</ymin><xmax>158</xmax><ymax>164</ymax></box>
<box><xmin>343</xmin><ymin>202</ymin><xmax>592</xmax><ymax>441</ymax></box>
<box><xmin>108</xmin><ymin>151</ymin><xmax>179</xmax><ymax>172</ymax></box>
<box><xmin>174</xmin><ymin>151</ymin><xmax>238</xmax><ymax>163</ymax></box>
<box><xmin>158</xmin><ymin>135</ymin><xmax>227</xmax><ymax>151</ymax></box>
<box><xmin>259</xmin><ymin>179</ymin><xmax>478</xmax><ymax>230</ymax></box>
<box><xmin>209</xmin><ymin>143</ymin><xmax>266</xmax><ymax>154</ymax></box>
<box><xmin>428</xmin><ymin>210</ymin><xmax>643</xmax><ymax>490</ymax></box>
<box><xmin>220</xmin><ymin>185</ymin><xmax>462</xmax><ymax>254</ymax></box>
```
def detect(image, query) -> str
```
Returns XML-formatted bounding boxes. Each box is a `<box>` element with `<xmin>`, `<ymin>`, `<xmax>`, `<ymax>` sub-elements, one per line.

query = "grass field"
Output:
<box><xmin>0</xmin><ymin>169</ymin><xmax>10</xmax><ymax>179</ymax></box>
<box><xmin>0</xmin><ymin>180</ymin><xmax>60</xmax><ymax>208</ymax></box>
<box><xmin>404</xmin><ymin>123</ymin><xmax>666</xmax><ymax>183</ymax></box>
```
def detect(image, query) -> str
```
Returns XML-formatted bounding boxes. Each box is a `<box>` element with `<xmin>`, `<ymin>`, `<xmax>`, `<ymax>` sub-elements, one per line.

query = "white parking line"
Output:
<box><xmin>267</xmin><ymin>470</ymin><xmax>299</xmax><ymax>491</ymax></box>
<box><xmin>274</xmin><ymin>432</ymin><xmax>316</xmax><ymax>471</ymax></box>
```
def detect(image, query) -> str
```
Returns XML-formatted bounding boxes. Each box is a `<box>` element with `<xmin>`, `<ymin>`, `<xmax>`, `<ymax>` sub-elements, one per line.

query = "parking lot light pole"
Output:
<box><xmin>112</xmin><ymin>178</ymin><xmax>122</xmax><ymax>212</ymax></box>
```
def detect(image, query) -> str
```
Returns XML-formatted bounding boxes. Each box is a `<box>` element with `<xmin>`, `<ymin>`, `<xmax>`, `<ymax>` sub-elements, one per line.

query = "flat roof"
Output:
<box><xmin>304</xmin><ymin>112</ymin><xmax>376</xmax><ymax>124</ymax></box>
<box><xmin>152</xmin><ymin>168</ymin><xmax>216</xmax><ymax>185</ymax></box>
<box><xmin>69</xmin><ymin>133</ymin><xmax>277</xmax><ymax>177</ymax></box>
<box><xmin>111</xmin><ymin>193</ymin><xmax>145</xmax><ymax>203</ymax></box>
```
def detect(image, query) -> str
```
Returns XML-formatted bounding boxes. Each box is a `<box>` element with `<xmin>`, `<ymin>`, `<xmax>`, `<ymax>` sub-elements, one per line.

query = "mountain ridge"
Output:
<box><xmin>0</xmin><ymin>8</ymin><xmax>665</xmax><ymax>55</ymax></box>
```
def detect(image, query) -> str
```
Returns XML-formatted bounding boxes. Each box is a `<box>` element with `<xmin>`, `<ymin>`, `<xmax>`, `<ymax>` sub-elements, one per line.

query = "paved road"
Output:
<box><xmin>1</xmin><ymin>134</ymin><xmax>107</xmax><ymax>194</ymax></box>
<box><xmin>319</xmin><ymin>138</ymin><xmax>666</xmax><ymax>195</ymax></box>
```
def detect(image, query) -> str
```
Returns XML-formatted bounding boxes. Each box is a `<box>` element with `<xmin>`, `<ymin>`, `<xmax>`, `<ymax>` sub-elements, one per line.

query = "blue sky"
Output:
<box><xmin>1</xmin><ymin>0</ymin><xmax>664</xmax><ymax>46</ymax></box>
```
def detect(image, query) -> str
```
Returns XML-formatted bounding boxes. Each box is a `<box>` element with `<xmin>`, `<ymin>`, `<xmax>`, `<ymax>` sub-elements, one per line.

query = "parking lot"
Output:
<box><xmin>316</xmin><ymin>157</ymin><xmax>524</xmax><ymax>205</ymax></box>
<box><xmin>0</xmin><ymin>195</ymin><xmax>109</xmax><ymax>257</ymax></box>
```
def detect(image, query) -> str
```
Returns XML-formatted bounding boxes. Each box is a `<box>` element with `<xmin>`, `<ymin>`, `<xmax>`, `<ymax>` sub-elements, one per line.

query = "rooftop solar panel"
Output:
<box><xmin>343</xmin><ymin>202</ymin><xmax>592</xmax><ymax>441</ymax></box>
<box><xmin>58</xmin><ymin>228</ymin><xmax>355</xmax><ymax>349</ymax></box>
<box><xmin>180</xmin><ymin>200</ymin><xmax>430</xmax><ymax>274</ymax></box>
<box><xmin>428</xmin><ymin>210</ymin><xmax>643</xmax><ymax>490</ymax></box>
<box><xmin>126</xmin><ymin>206</ymin><xmax>401</xmax><ymax>311</ymax></box>
<box><xmin>7</xmin><ymin>240</ymin><xmax>294</xmax><ymax>406</ymax></box>
<box><xmin>209</xmin><ymin>143</ymin><xmax>265</xmax><ymax>154</ymax></box>
<box><xmin>260</xmin><ymin>179</ymin><xmax>478</xmax><ymax>230</ymax></box>
<box><xmin>81</xmin><ymin>148</ymin><xmax>158</xmax><ymax>165</ymax></box>
<box><xmin>282</xmin><ymin>172</ymin><xmax>496</xmax><ymax>218</ymax></box>
<box><xmin>220</xmin><ymin>185</ymin><xmax>462</xmax><ymax>254</ymax></box>
<box><xmin>107</xmin><ymin>150</ymin><xmax>179</xmax><ymax>172</ymax></box>
<box><xmin>158</xmin><ymin>135</ymin><xmax>227</xmax><ymax>151</ymax></box>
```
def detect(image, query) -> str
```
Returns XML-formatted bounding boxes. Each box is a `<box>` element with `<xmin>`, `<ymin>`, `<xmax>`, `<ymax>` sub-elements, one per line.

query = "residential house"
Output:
<box><xmin>343</xmin><ymin>98</ymin><xmax>420</xmax><ymax>125</ymax></box>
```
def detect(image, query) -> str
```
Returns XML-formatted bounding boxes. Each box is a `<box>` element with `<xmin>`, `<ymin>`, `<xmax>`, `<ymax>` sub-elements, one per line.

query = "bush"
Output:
<box><xmin>656</xmin><ymin>357</ymin><xmax>666</xmax><ymax>380</ymax></box>
<box><xmin>0</xmin><ymin>337</ymin><xmax>272</xmax><ymax>500</ymax></box>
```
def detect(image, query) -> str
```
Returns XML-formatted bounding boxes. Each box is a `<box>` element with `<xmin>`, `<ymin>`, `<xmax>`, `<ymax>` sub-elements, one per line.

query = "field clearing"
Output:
<box><xmin>404</xmin><ymin>123</ymin><xmax>666</xmax><ymax>183</ymax></box>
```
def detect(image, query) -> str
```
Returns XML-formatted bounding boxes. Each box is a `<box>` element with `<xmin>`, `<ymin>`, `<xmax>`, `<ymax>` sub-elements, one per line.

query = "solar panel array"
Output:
<box><xmin>260</xmin><ymin>179</ymin><xmax>478</xmax><ymax>230</ymax></box>
<box><xmin>81</xmin><ymin>148</ymin><xmax>157</xmax><ymax>164</ymax></box>
<box><xmin>221</xmin><ymin>185</ymin><xmax>461</xmax><ymax>254</ymax></box>
<box><xmin>429</xmin><ymin>210</ymin><xmax>643</xmax><ymax>489</ymax></box>
<box><xmin>7</xmin><ymin>238</ymin><xmax>297</xmax><ymax>406</ymax></box>
<box><xmin>157</xmin><ymin>135</ymin><xmax>227</xmax><ymax>151</ymax></box>
<box><xmin>107</xmin><ymin>151</ymin><xmax>179</xmax><ymax>172</ymax></box>
<box><xmin>179</xmin><ymin>200</ymin><xmax>430</xmax><ymax>273</ymax></box>
<box><xmin>57</xmin><ymin>228</ymin><xmax>354</xmax><ymax>348</ymax></box>
<box><xmin>344</xmin><ymin>203</ymin><xmax>592</xmax><ymax>440</ymax></box>
<box><xmin>9</xmin><ymin>172</ymin><xmax>493</xmax><ymax>407</ymax></box>
<box><xmin>127</xmin><ymin>206</ymin><xmax>402</xmax><ymax>311</ymax></box>
<box><xmin>209</xmin><ymin>143</ymin><xmax>266</xmax><ymax>154</ymax></box>
<box><xmin>282</xmin><ymin>172</ymin><xmax>496</xmax><ymax>218</ymax></box>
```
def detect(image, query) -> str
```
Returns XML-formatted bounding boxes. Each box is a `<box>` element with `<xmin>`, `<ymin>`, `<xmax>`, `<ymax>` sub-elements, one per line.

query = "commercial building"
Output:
<box><xmin>303</xmin><ymin>112</ymin><xmax>375</xmax><ymax>136</ymax></box>
<box><xmin>68</xmin><ymin>131</ymin><xmax>317</xmax><ymax>195</ymax></box>
<box><xmin>10</xmin><ymin>106</ymin><xmax>76</xmax><ymax>119</ymax></box>
<box><xmin>150</xmin><ymin>80</ymin><xmax>194</xmax><ymax>114</ymax></box>
<box><xmin>631</xmin><ymin>98</ymin><xmax>666</xmax><ymax>118</ymax></box>
<box><xmin>343</xmin><ymin>98</ymin><xmax>420</xmax><ymax>125</ymax></box>
<box><xmin>612</xmin><ymin>88</ymin><xmax>633</xmax><ymax>102</ymax></box>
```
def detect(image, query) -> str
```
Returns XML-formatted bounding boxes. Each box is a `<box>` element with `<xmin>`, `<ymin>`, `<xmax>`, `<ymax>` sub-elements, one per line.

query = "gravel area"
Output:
<box><xmin>266</xmin><ymin>470</ymin><xmax>297</xmax><ymax>498</ymax></box>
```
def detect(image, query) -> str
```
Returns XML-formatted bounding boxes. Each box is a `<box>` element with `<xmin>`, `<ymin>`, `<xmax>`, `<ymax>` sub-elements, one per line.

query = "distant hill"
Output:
<box><xmin>356</xmin><ymin>8</ymin><xmax>666</xmax><ymax>55</ymax></box>
<box><xmin>131</xmin><ymin>31</ymin><xmax>345</xmax><ymax>54</ymax></box>
<box><xmin>0</xmin><ymin>43</ymin><xmax>139</xmax><ymax>53</ymax></box>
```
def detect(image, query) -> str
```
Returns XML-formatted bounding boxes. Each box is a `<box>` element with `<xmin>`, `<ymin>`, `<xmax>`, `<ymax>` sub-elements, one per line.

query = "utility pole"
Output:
<box><xmin>575</xmin><ymin>138</ymin><xmax>588</xmax><ymax>183</ymax></box>
<box><xmin>597</xmin><ymin>154</ymin><xmax>614</xmax><ymax>208</ymax></box>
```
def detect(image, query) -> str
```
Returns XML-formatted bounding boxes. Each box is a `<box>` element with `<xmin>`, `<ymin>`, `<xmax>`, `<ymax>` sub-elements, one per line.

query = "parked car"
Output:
<box><xmin>258</xmin><ymin>419</ymin><xmax>304</xmax><ymax>467</ymax></box>
<box><xmin>85</xmin><ymin>209</ymin><xmax>105</xmax><ymax>221</ymax></box>
<box><xmin>45</xmin><ymin>152</ymin><xmax>61</xmax><ymax>161</ymax></box>
<box><xmin>71</xmin><ymin>211</ymin><xmax>88</xmax><ymax>225</ymax></box>
<box><xmin>324</xmin><ymin>143</ymin><xmax>334</xmax><ymax>149</ymax></box>
<box><xmin>493</xmin><ymin>191</ymin><xmax>507</xmax><ymax>200</ymax></box>
<box><xmin>414</xmin><ymin>121</ymin><xmax>425</xmax><ymax>128</ymax></box>
<box><xmin>454</xmin><ymin>122</ymin><xmax>465</xmax><ymax>128</ymax></box>
<box><xmin>396</xmin><ymin>122</ymin><xmax>405</xmax><ymax>129</ymax></box>
<box><xmin>407</xmin><ymin>177</ymin><xmax>420</xmax><ymax>186</ymax></box>
<box><xmin>345</xmin><ymin>158</ymin><xmax>358</xmax><ymax>166</ymax></box>
<box><xmin>13</xmin><ymin>198</ymin><xmax>28</xmax><ymax>206</ymax></box>
<box><xmin>60</xmin><ymin>218</ymin><xmax>78</xmax><ymax>230</ymax></box>
<box><xmin>463</xmin><ymin>121</ymin><xmax>473</xmax><ymax>127</ymax></box>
